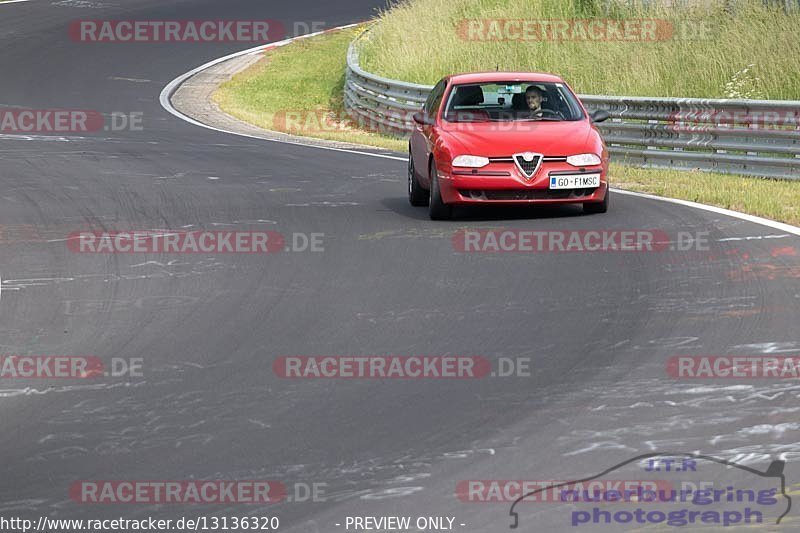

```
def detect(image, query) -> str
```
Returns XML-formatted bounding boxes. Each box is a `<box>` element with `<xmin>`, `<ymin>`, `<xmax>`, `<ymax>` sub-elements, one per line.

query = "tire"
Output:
<box><xmin>408</xmin><ymin>151</ymin><xmax>428</xmax><ymax>206</ymax></box>
<box><xmin>428</xmin><ymin>161</ymin><xmax>452</xmax><ymax>220</ymax></box>
<box><xmin>583</xmin><ymin>187</ymin><xmax>609</xmax><ymax>214</ymax></box>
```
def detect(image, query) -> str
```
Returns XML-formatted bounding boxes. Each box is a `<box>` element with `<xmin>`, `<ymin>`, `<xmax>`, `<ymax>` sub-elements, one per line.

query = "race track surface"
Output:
<box><xmin>1</xmin><ymin>1</ymin><xmax>799</xmax><ymax>531</ymax></box>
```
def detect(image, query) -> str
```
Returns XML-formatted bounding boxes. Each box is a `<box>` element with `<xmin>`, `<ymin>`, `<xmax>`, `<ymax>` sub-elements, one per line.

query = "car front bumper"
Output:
<box><xmin>438</xmin><ymin>162</ymin><xmax>608</xmax><ymax>205</ymax></box>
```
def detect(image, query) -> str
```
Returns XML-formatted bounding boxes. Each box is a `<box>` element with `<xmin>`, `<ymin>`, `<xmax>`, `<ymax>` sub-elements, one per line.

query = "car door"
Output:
<box><xmin>411</xmin><ymin>78</ymin><xmax>447</xmax><ymax>187</ymax></box>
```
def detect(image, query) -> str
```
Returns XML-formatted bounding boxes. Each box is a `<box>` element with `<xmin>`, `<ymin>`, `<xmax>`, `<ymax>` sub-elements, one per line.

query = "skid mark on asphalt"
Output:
<box><xmin>548</xmin><ymin>378</ymin><xmax>800</xmax><ymax>464</ymax></box>
<box><xmin>285</xmin><ymin>201</ymin><xmax>360</xmax><ymax>207</ymax></box>
<box><xmin>19</xmin><ymin>382</ymin><xmax>293</xmax><ymax>467</ymax></box>
<box><xmin>719</xmin><ymin>234</ymin><xmax>792</xmax><ymax>242</ymax></box>
<box><xmin>355</xmin><ymin>302</ymin><xmax>532</xmax><ymax>325</ymax></box>
<box><xmin>0</xmin><ymin>380</ymin><xmax>145</xmax><ymax>399</ymax></box>
<box><xmin>51</xmin><ymin>0</ymin><xmax>107</xmax><ymax>8</ymax></box>
<box><xmin>358</xmin><ymin>228</ymin><xmax>457</xmax><ymax>241</ymax></box>
<box><xmin>0</xmin><ymin>134</ymin><xmax>75</xmax><ymax>142</ymax></box>
<box><xmin>0</xmin><ymin>500</ymin><xmax>47</xmax><ymax>514</ymax></box>
<box><xmin>1</xmin><ymin>260</ymin><xmax>233</xmax><ymax>293</ymax></box>
<box><xmin>354</xmin><ymin>294</ymin><xmax>769</xmax><ymax>329</ymax></box>
<box><xmin>0</xmin><ymin>221</ymin><xmax>282</xmax><ymax>244</ymax></box>
<box><xmin>154</xmin><ymin>171</ymin><xmax>186</xmax><ymax>180</ymax></box>
<box><xmin>107</xmin><ymin>77</ymin><xmax>152</xmax><ymax>83</ymax></box>
<box><xmin>646</xmin><ymin>295</ymin><xmax>760</xmax><ymax>315</ymax></box>
<box><xmin>715</xmin><ymin>244</ymin><xmax>800</xmax><ymax>281</ymax></box>
<box><xmin>729</xmin><ymin>262</ymin><xmax>800</xmax><ymax>281</ymax></box>
<box><xmin>732</xmin><ymin>342</ymin><xmax>800</xmax><ymax>354</ymax></box>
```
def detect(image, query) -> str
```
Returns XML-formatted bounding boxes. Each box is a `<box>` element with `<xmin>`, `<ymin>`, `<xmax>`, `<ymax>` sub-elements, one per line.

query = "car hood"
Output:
<box><xmin>440</xmin><ymin>120</ymin><xmax>594</xmax><ymax>157</ymax></box>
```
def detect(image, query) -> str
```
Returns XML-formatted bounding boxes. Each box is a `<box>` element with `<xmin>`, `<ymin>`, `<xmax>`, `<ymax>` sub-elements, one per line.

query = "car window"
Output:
<box><xmin>424</xmin><ymin>79</ymin><xmax>447</xmax><ymax>118</ymax></box>
<box><xmin>444</xmin><ymin>81</ymin><xmax>585</xmax><ymax>122</ymax></box>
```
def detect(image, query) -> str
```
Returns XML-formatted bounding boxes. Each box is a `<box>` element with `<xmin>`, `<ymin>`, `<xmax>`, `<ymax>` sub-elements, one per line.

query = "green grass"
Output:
<box><xmin>214</xmin><ymin>27</ymin><xmax>407</xmax><ymax>151</ymax></box>
<box><xmin>358</xmin><ymin>0</ymin><xmax>800</xmax><ymax>99</ymax></box>
<box><xmin>611</xmin><ymin>165</ymin><xmax>800</xmax><ymax>226</ymax></box>
<box><xmin>214</xmin><ymin>20</ymin><xmax>800</xmax><ymax>227</ymax></box>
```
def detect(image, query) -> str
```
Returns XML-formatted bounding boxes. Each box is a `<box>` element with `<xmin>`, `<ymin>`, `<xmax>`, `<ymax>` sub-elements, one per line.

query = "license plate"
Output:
<box><xmin>549</xmin><ymin>173</ymin><xmax>600</xmax><ymax>189</ymax></box>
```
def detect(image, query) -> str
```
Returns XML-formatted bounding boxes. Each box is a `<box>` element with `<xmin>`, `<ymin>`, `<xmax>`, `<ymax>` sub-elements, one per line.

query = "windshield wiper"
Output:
<box><xmin>516</xmin><ymin>117</ymin><xmax>562</xmax><ymax>122</ymax></box>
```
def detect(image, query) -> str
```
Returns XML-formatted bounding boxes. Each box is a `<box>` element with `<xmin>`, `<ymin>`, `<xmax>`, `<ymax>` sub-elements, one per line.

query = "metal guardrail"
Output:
<box><xmin>345</xmin><ymin>39</ymin><xmax>430</xmax><ymax>135</ymax></box>
<box><xmin>345</xmin><ymin>35</ymin><xmax>800</xmax><ymax>179</ymax></box>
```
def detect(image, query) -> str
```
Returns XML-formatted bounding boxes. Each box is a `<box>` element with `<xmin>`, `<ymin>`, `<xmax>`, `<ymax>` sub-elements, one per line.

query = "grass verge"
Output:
<box><xmin>213</xmin><ymin>27</ymin><xmax>406</xmax><ymax>152</ymax></box>
<box><xmin>613</xmin><ymin>166</ymin><xmax>800</xmax><ymax>226</ymax></box>
<box><xmin>358</xmin><ymin>0</ymin><xmax>800</xmax><ymax>99</ymax></box>
<box><xmin>213</xmin><ymin>22</ymin><xmax>800</xmax><ymax>227</ymax></box>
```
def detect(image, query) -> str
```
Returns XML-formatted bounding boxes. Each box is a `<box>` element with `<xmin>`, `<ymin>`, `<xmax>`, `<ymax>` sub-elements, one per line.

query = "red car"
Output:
<box><xmin>408</xmin><ymin>72</ymin><xmax>610</xmax><ymax>220</ymax></box>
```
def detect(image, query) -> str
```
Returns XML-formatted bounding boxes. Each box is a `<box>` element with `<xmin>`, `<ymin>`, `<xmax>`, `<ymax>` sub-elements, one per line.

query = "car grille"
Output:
<box><xmin>459</xmin><ymin>188</ymin><xmax>597</xmax><ymax>201</ymax></box>
<box><xmin>489</xmin><ymin>156</ymin><xmax>567</xmax><ymax>163</ymax></box>
<box><xmin>514</xmin><ymin>154</ymin><xmax>542</xmax><ymax>177</ymax></box>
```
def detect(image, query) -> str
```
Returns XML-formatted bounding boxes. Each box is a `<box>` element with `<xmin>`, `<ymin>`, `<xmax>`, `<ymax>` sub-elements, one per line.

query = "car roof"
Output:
<box><xmin>445</xmin><ymin>72</ymin><xmax>565</xmax><ymax>85</ymax></box>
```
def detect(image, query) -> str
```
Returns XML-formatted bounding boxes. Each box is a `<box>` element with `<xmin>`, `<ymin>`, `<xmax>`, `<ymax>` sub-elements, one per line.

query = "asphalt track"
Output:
<box><xmin>1</xmin><ymin>1</ymin><xmax>800</xmax><ymax>531</ymax></box>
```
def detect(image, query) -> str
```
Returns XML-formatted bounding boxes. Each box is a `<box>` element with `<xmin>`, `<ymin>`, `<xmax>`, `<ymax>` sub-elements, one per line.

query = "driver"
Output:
<box><xmin>525</xmin><ymin>85</ymin><xmax>545</xmax><ymax>114</ymax></box>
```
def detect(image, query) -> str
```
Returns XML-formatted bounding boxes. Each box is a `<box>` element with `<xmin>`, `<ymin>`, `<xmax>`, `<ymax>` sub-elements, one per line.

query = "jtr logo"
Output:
<box><xmin>644</xmin><ymin>458</ymin><xmax>697</xmax><ymax>472</ymax></box>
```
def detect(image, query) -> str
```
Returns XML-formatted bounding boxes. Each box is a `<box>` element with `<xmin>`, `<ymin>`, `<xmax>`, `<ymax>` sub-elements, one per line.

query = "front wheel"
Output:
<box><xmin>583</xmin><ymin>187</ymin><xmax>609</xmax><ymax>214</ymax></box>
<box><xmin>428</xmin><ymin>161</ymin><xmax>452</xmax><ymax>220</ymax></box>
<box><xmin>408</xmin><ymin>152</ymin><xmax>428</xmax><ymax>206</ymax></box>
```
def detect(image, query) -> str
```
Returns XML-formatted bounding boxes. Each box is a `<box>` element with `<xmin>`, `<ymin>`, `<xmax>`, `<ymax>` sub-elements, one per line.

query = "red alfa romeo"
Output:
<box><xmin>408</xmin><ymin>72</ymin><xmax>611</xmax><ymax>220</ymax></box>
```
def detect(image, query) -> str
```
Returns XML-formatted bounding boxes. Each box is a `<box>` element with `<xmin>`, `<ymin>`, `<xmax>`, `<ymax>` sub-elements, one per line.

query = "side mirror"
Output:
<box><xmin>412</xmin><ymin>111</ymin><xmax>433</xmax><ymax>125</ymax></box>
<box><xmin>590</xmin><ymin>109</ymin><xmax>610</xmax><ymax>123</ymax></box>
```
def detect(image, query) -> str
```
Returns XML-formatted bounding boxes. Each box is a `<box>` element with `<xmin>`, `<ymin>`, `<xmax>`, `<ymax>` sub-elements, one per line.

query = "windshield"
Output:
<box><xmin>443</xmin><ymin>81</ymin><xmax>585</xmax><ymax>122</ymax></box>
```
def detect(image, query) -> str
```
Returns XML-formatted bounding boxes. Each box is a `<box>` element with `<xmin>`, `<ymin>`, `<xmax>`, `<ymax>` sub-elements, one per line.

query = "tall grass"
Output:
<box><xmin>359</xmin><ymin>0</ymin><xmax>800</xmax><ymax>98</ymax></box>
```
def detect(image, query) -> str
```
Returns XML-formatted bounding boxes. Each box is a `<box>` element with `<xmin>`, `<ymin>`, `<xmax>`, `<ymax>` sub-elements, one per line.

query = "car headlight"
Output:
<box><xmin>566</xmin><ymin>153</ymin><xmax>602</xmax><ymax>167</ymax></box>
<box><xmin>452</xmin><ymin>155</ymin><xmax>490</xmax><ymax>168</ymax></box>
